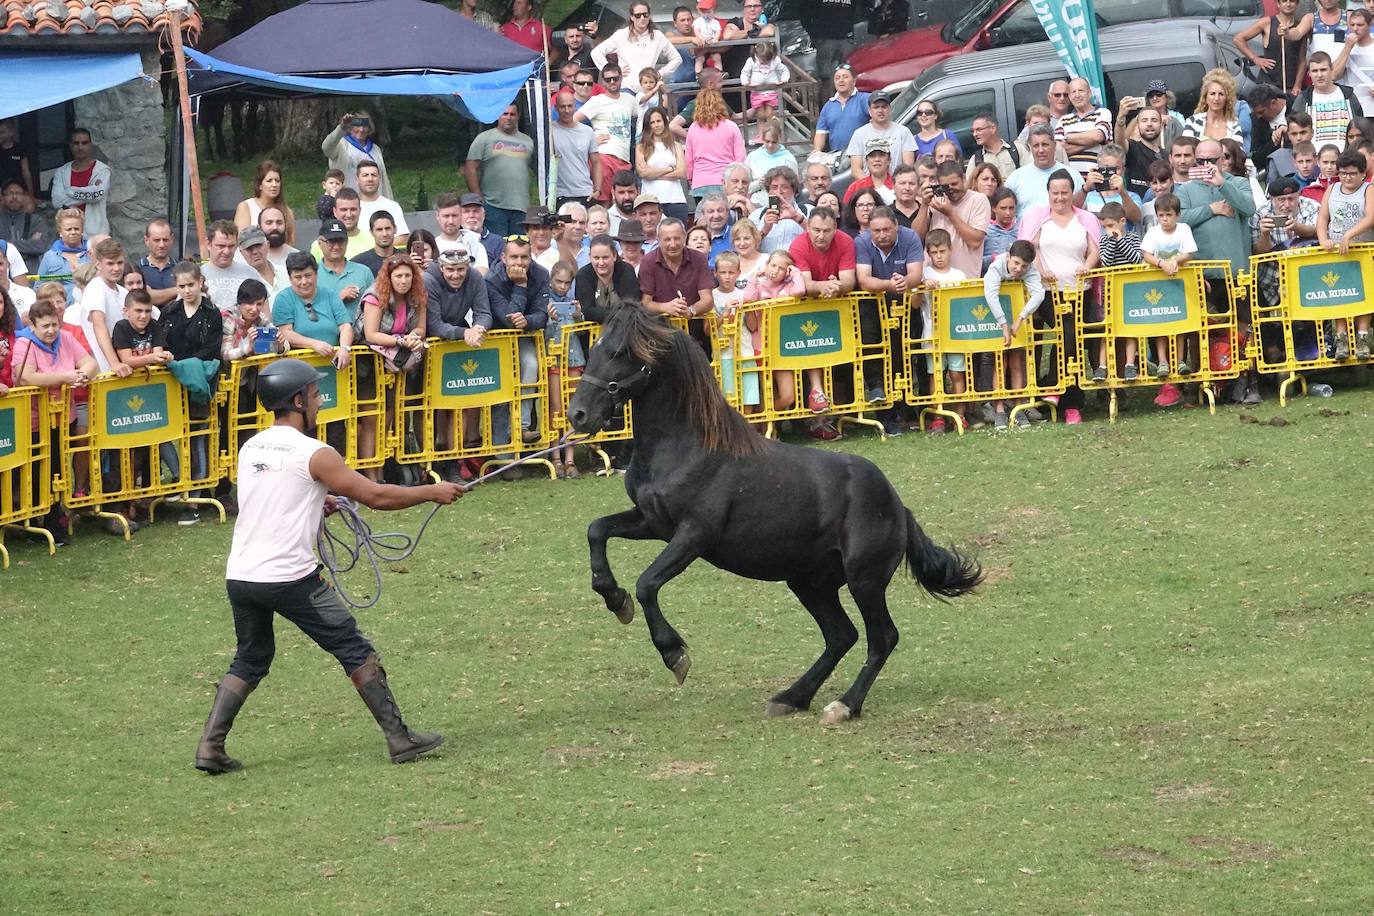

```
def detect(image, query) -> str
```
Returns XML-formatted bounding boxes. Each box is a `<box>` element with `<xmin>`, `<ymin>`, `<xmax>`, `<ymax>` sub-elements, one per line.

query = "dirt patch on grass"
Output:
<box><xmin>1099</xmin><ymin>845</ymin><xmax>1192</xmax><ymax>870</ymax></box>
<box><xmin>967</xmin><ymin>530</ymin><xmax>1004</xmax><ymax>549</ymax></box>
<box><xmin>647</xmin><ymin>760</ymin><xmax>716</xmax><ymax>779</ymax></box>
<box><xmin>979</xmin><ymin>564</ymin><xmax>1013</xmax><ymax>587</ymax></box>
<box><xmin>1154</xmin><ymin>782</ymin><xmax>1228</xmax><ymax>804</ymax></box>
<box><xmin>1006</xmin><ymin>505</ymin><xmax>1044</xmax><ymax>521</ymax></box>
<box><xmin>1189</xmin><ymin>835</ymin><xmax>1281</xmax><ymax>864</ymax></box>
<box><xmin>545</xmin><ymin>745</ymin><xmax>604</xmax><ymax>762</ymax></box>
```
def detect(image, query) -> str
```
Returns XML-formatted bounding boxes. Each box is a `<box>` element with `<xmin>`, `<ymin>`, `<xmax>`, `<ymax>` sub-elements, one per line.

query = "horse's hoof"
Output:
<box><xmin>764</xmin><ymin>700</ymin><xmax>801</xmax><ymax>718</ymax></box>
<box><xmin>613</xmin><ymin>593</ymin><xmax>635</xmax><ymax>625</ymax></box>
<box><xmin>670</xmin><ymin>652</ymin><xmax>691</xmax><ymax>685</ymax></box>
<box><xmin>819</xmin><ymin>701</ymin><xmax>852</xmax><ymax>727</ymax></box>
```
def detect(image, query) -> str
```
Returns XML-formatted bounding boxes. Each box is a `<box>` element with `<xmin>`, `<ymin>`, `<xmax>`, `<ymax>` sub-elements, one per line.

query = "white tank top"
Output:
<box><xmin>226</xmin><ymin>424</ymin><xmax>331</xmax><ymax>582</ymax></box>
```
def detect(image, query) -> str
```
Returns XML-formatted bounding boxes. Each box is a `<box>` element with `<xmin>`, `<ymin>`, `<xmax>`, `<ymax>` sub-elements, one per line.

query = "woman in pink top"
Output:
<box><xmin>685</xmin><ymin>87</ymin><xmax>746</xmax><ymax>200</ymax></box>
<box><xmin>741</xmin><ymin>249</ymin><xmax>825</xmax><ymax>414</ymax></box>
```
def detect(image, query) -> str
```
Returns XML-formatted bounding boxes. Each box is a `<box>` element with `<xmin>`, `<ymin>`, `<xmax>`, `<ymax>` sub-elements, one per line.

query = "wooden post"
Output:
<box><xmin>168</xmin><ymin>10</ymin><xmax>209</xmax><ymax>261</ymax></box>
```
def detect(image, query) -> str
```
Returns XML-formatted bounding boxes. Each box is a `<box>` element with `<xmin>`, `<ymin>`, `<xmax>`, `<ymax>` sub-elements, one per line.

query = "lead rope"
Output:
<box><xmin>315</xmin><ymin>434</ymin><xmax>586</xmax><ymax>608</ymax></box>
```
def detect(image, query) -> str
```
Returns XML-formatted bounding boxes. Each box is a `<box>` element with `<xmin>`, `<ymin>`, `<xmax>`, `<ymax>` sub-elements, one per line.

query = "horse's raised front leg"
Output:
<box><xmin>589</xmin><ymin>508</ymin><xmax>655</xmax><ymax>624</ymax></box>
<box><xmin>635</xmin><ymin>526</ymin><xmax>707</xmax><ymax>685</ymax></box>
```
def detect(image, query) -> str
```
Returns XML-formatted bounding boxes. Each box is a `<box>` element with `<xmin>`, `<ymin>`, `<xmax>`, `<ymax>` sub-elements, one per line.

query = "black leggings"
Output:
<box><xmin>225</xmin><ymin>569</ymin><xmax>376</xmax><ymax>685</ymax></box>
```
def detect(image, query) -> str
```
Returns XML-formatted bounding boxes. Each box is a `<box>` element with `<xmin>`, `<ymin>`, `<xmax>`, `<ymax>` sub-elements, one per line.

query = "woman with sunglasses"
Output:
<box><xmin>591</xmin><ymin>2</ymin><xmax>678</xmax><ymax>87</ymax></box>
<box><xmin>912</xmin><ymin>99</ymin><xmax>961</xmax><ymax>159</ymax></box>
<box><xmin>1219</xmin><ymin>137</ymin><xmax>1266</xmax><ymax>209</ymax></box>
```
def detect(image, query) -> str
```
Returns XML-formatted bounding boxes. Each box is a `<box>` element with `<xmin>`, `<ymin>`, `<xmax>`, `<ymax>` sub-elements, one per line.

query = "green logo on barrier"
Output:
<box><xmin>1121</xmin><ymin>279</ymin><xmax>1188</xmax><ymax>325</ymax></box>
<box><xmin>778</xmin><ymin>310</ymin><xmax>842</xmax><ymax>356</ymax></box>
<box><xmin>0</xmin><ymin>406</ymin><xmax>14</xmax><ymax>460</ymax></box>
<box><xmin>949</xmin><ymin>294</ymin><xmax>1008</xmax><ymax>341</ymax></box>
<box><xmin>1297</xmin><ymin>261</ymin><xmax>1364</xmax><ymax>308</ymax></box>
<box><xmin>441</xmin><ymin>348</ymin><xmax>502</xmax><ymax>395</ymax></box>
<box><xmin>316</xmin><ymin>367</ymin><xmax>338</xmax><ymax>411</ymax></box>
<box><xmin>104</xmin><ymin>383</ymin><xmax>170</xmax><ymax>436</ymax></box>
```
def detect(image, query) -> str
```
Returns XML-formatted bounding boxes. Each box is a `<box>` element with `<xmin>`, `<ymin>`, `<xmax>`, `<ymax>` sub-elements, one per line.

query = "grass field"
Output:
<box><xmin>4</xmin><ymin>387</ymin><xmax>1374</xmax><ymax>913</ymax></box>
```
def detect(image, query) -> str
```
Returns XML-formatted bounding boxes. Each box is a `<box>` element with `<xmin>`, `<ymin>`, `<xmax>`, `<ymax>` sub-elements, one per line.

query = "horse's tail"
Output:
<box><xmin>904</xmin><ymin>509</ymin><xmax>982</xmax><ymax>599</ymax></box>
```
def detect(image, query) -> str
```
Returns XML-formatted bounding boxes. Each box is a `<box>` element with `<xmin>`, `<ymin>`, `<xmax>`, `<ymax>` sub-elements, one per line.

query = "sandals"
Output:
<box><xmin>563</xmin><ymin>459</ymin><xmax>580</xmax><ymax>479</ymax></box>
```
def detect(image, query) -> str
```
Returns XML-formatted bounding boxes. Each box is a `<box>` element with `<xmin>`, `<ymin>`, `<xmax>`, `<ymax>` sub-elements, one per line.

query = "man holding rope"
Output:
<box><xmin>195</xmin><ymin>359</ymin><xmax>463</xmax><ymax>775</ymax></box>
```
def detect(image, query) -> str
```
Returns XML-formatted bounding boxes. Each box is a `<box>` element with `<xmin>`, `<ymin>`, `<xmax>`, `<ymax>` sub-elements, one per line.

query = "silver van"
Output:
<box><xmin>888</xmin><ymin>21</ymin><xmax>1255</xmax><ymax>154</ymax></box>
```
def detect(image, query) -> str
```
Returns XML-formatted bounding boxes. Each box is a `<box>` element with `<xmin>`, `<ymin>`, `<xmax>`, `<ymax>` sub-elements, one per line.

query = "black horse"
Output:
<box><xmin>568</xmin><ymin>306</ymin><xmax>982</xmax><ymax>724</ymax></box>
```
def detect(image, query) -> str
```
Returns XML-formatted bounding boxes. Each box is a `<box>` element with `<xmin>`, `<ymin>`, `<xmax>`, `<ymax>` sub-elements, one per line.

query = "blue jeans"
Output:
<box><xmin>483</xmin><ymin>206</ymin><xmax>525</xmax><ymax>239</ymax></box>
<box><xmin>491</xmin><ymin>337</ymin><xmax>542</xmax><ymax>445</ymax></box>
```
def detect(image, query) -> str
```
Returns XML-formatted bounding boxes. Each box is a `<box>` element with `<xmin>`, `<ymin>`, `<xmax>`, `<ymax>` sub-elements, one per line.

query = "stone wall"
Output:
<box><xmin>73</xmin><ymin>47</ymin><xmax>168</xmax><ymax>256</ymax></box>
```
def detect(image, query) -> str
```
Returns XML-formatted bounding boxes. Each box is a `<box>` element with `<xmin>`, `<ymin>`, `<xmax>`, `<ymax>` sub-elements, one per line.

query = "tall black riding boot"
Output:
<box><xmin>195</xmin><ymin>674</ymin><xmax>254</xmax><ymax>774</ymax></box>
<box><xmin>349</xmin><ymin>656</ymin><xmax>444</xmax><ymax>764</ymax></box>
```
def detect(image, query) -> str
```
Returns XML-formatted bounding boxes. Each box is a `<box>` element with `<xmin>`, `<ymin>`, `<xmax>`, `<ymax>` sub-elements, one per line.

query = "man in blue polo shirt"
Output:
<box><xmin>855</xmin><ymin>205</ymin><xmax>923</xmax><ymax>434</ymax></box>
<box><xmin>313</xmin><ymin>218</ymin><xmax>374</xmax><ymax>322</ymax></box>
<box><xmin>814</xmin><ymin>64</ymin><xmax>870</xmax><ymax>156</ymax></box>
<box><xmin>138</xmin><ymin>218</ymin><xmax>177</xmax><ymax>307</ymax></box>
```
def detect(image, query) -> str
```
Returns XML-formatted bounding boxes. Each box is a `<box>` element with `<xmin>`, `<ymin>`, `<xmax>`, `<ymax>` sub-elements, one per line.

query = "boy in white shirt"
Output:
<box><xmin>1139</xmin><ymin>191</ymin><xmax>1198</xmax><ymax>376</ymax></box>
<box><xmin>67</xmin><ymin>237</ymin><xmax>132</xmax><ymax>376</ymax></box>
<box><xmin>922</xmin><ymin>228</ymin><xmax>968</xmax><ymax>433</ymax></box>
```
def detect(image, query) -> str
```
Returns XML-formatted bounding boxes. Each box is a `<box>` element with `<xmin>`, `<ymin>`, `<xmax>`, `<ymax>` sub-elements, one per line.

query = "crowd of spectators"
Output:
<box><xmin>6</xmin><ymin>1</ymin><xmax>1374</xmax><ymax>543</ymax></box>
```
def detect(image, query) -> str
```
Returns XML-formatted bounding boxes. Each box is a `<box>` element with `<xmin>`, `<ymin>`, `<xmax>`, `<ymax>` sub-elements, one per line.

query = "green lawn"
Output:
<box><xmin>4</xmin><ymin>387</ymin><xmax>1374</xmax><ymax>913</ymax></box>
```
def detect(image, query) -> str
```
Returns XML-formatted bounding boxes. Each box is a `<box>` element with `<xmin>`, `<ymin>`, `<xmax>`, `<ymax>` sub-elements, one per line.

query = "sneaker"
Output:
<box><xmin>521</xmin><ymin>428</ymin><xmax>541</xmax><ymax>444</ymax></box>
<box><xmin>928</xmin><ymin>417</ymin><xmax>947</xmax><ymax>435</ymax></box>
<box><xmin>807</xmin><ymin>420</ymin><xmax>839</xmax><ymax>441</ymax></box>
<box><xmin>1177</xmin><ymin>360</ymin><xmax>1193</xmax><ymax>376</ymax></box>
<box><xmin>1358</xmin><ymin>331</ymin><xmax>1371</xmax><ymax>359</ymax></box>
<box><xmin>1091</xmin><ymin>365</ymin><xmax>1107</xmax><ymax>382</ymax></box>
<box><xmin>1023</xmin><ymin>406</ymin><xmax>1044</xmax><ymax>423</ymax></box>
<box><xmin>1153</xmin><ymin>383</ymin><xmax>1182</xmax><ymax>407</ymax></box>
<box><xmin>1042</xmin><ymin>395</ymin><xmax>1059</xmax><ymax>406</ymax></box>
<box><xmin>178</xmin><ymin>509</ymin><xmax>201</xmax><ymax>527</ymax></box>
<box><xmin>1123</xmin><ymin>363</ymin><xmax>1139</xmax><ymax>381</ymax></box>
<box><xmin>1014</xmin><ymin>411</ymin><xmax>1031</xmax><ymax>429</ymax></box>
<box><xmin>865</xmin><ymin>386</ymin><xmax>885</xmax><ymax>403</ymax></box>
<box><xmin>1242</xmin><ymin>380</ymin><xmax>1264</xmax><ymax>405</ymax></box>
<box><xmin>993</xmin><ymin>409</ymin><xmax>1009</xmax><ymax>430</ymax></box>
<box><xmin>980</xmin><ymin>403</ymin><xmax>997</xmax><ymax>425</ymax></box>
<box><xmin>881</xmin><ymin>418</ymin><xmax>904</xmax><ymax>437</ymax></box>
<box><xmin>1335</xmin><ymin>330</ymin><xmax>1350</xmax><ymax>360</ymax></box>
<box><xmin>1064</xmin><ymin>408</ymin><xmax>1082</xmax><ymax>425</ymax></box>
<box><xmin>806</xmin><ymin>388</ymin><xmax>829</xmax><ymax>413</ymax></box>
<box><xmin>1155</xmin><ymin>360</ymin><xmax>1170</xmax><ymax>378</ymax></box>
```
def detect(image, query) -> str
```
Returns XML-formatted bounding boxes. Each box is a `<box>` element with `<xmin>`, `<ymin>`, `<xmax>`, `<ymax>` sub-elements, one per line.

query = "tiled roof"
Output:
<box><xmin>1</xmin><ymin>0</ymin><xmax>201</xmax><ymax>38</ymax></box>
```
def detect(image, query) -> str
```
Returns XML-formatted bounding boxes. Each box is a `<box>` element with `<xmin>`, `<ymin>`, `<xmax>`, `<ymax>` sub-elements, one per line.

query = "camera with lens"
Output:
<box><xmin>930</xmin><ymin>184</ymin><xmax>948</xmax><ymax>198</ymax></box>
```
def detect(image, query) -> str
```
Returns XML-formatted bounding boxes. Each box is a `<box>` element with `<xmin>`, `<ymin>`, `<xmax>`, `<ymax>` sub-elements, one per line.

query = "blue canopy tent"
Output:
<box><xmin>179</xmin><ymin>0</ymin><xmax>548</xmax><ymax>246</ymax></box>
<box><xmin>0</xmin><ymin>52</ymin><xmax>148</xmax><ymax>122</ymax></box>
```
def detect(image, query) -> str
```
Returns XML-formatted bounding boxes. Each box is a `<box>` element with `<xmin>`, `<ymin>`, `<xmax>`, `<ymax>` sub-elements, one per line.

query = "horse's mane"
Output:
<box><xmin>607</xmin><ymin>304</ymin><xmax>765</xmax><ymax>459</ymax></box>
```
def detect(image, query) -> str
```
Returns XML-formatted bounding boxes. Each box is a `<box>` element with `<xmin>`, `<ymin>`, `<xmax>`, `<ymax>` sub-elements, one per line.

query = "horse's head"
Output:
<box><xmin>569</xmin><ymin>303</ymin><xmax>669</xmax><ymax>433</ymax></box>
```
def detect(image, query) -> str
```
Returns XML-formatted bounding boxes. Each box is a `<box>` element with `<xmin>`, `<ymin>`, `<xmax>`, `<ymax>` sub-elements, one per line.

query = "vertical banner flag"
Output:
<box><xmin>1029</xmin><ymin>0</ymin><xmax>1107</xmax><ymax>106</ymax></box>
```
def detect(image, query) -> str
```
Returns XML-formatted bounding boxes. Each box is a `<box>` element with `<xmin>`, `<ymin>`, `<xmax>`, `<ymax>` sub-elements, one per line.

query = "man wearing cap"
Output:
<box><xmin>1251</xmin><ymin>174</ymin><xmax>1319</xmax><ymax>375</ymax></box>
<box><xmin>239</xmin><ymin>226</ymin><xmax>288</xmax><ymax>298</ymax></box>
<box><xmin>614</xmin><ymin>217</ymin><xmax>648</xmax><ymax>273</ymax></box>
<box><xmin>351</xmin><ymin>210</ymin><xmax>399</xmax><ymax>277</ymax></box>
<box><xmin>633</xmin><ymin>194</ymin><xmax>662</xmax><ymax>252</ymax></box>
<box><xmin>202</xmin><ymin>221</ymin><xmax>261</xmax><ymax>312</ymax></box>
<box><xmin>193</xmin><ymin>357</ymin><xmax>462</xmax><ymax>776</ymax></box>
<box><xmin>967</xmin><ymin>113</ymin><xmax>1029</xmax><ymax>182</ymax></box>
<box><xmin>465</xmin><ymin>103</ymin><xmax>536</xmax><ymax>238</ymax></box>
<box><xmin>356</xmin><ymin>160</ymin><xmax>410</xmax><ymax>248</ymax></box>
<box><xmin>802</xmin><ymin>0</ymin><xmax>859</xmax><ymax>79</ymax></box>
<box><xmin>551</xmin><ymin>90</ymin><xmax>601</xmax><ymax>210</ymax></box>
<box><xmin>1055</xmin><ymin>77</ymin><xmax>1113</xmax><ymax>177</ymax></box>
<box><xmin>258</xmin><ymin>206</ymin><xmax>298</xmax><ymax>273</ymax></box>
<box><xmin>814</xmin><ymin>65</ymin><xmax>869</xmax><ymax>156</ymax></box>
<box><xmin>425</xmin><ymin>247</ymin><xmax>491</xmax><ymax>348</ymax></box>
<box><xmin>314</xmin><ymin>219</ymin><xmax>375</xmax><ymax>318</ymax></box>
<box><xmin>845</xmin><ymin>90</ymin><xmax>917</xmax><ymax>179</ymax></box>
<box><xmin>845</xmin><ymin>140</ymin><xmax>896</xmax><ymax>204</ymax></box>
<box><xmin>575</xmin><ymin>62</ymin><xmax>638</xmax><ymax>203</ymax></box>
<box><xmin>434</xmin><ymin>191</ymin><xmax>490</xmax><ymax>274</ymax></box>
<box><xmin>310</xmin><ymin>188</ymin><xmax>372</xmax><ymax>261</ymax></box>
<box><xmin>459</xmin><ymin>192</ymin><xmax>505</xmax><ymax>263</ymax></box>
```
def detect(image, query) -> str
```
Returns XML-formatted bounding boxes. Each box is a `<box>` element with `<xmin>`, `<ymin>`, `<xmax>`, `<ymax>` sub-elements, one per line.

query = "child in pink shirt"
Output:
<box><xmin>741</xmin><ymin>250</ymin><xmax>827</xmax><ymax>413</ymax></box>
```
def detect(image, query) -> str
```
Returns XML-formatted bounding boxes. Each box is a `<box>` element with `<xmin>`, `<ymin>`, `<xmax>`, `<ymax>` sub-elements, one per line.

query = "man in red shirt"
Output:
<box><xmin>789</xmin><ymin>207</ymin><xmax>857</xmax><ymax>298</ymax></box>
<box><xmin>500</xmin><ymin>0</ymin><xmax>552</xmax><ymax>52</ymax></box>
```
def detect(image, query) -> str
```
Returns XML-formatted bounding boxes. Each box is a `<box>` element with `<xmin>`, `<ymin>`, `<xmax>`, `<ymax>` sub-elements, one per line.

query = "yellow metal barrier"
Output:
<box><xmin>1246</xmin><ymin>245</ymin><xmax>1374</xmax><ymax>405</ymax></box>
<box><xmin>392</xmin><ymin>330</ymin><xmax>556</xmax><ymax>479</ymax></box>
<box><xmin>734</xmin><ymin>294</ymin><xmax>892</xmax><ymax>438</ymax></box>
<box><xmin>550</xmin><ymin>321</ymin><xmax>631</xmax><ymax>473</ymax></box>
<box><xmin>1075</xmin><ymin>261</ymin><xmax>1244</xmax><ymax>420</ymax></box>
<box><xmin>63</xmin><ymin>367</ymin><xmax>224</xmax><ymax>534</ymax></box>
<box><xmin>900</xmin><ymin>280</ymin><xmax>1067</xmax><ymax>433</ymax></box>
<box><xmin>225</xmin><ymin>347</ymin><xmax>388</xmax><ymax>481</ymax></box>
<box><xmin>0</xmin><ymin>387</ymin><xmax>57</xmax><ymax>569</ymax></box>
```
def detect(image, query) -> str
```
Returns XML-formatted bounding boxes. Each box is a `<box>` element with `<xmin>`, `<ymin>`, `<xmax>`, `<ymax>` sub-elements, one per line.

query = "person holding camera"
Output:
<box><xmin>1073</xmin><ymin>144</ymin><xmax>1143</xmax><ymax>228</ymax></box>
<box><xmin>322</xmin><ymin>110</ymin><xmax>393</xmax><ymax>199</ymax></box>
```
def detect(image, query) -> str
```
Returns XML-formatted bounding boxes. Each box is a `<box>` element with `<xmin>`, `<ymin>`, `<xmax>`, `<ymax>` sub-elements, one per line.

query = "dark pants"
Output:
<box><xmin>225</xmin><ymin>570</ymin><xmax>376</xmax><ymax>686</ymax></box>
<box><xmin>483</xmin><ymin>206</ymin><xmax>524</xmax><ymax>239</ymax></box>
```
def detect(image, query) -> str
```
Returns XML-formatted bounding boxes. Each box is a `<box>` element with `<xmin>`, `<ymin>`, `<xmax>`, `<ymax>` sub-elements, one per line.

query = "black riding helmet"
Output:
<box><xmin>256</xmin><ymin>358</ymin><xmax>328</xmax><ymax>412</ymax></box>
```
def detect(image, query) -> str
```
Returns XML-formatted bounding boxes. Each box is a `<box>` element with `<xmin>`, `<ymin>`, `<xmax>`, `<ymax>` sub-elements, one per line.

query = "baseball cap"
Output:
<box><xmin>864</xmin><ymin>138</ymin><xmax>891</xmax><ymax>156</ymax></box>
<box><xmin>438</xmin><ymin>246</ymin><xmax>471</xmax><ymax>264</ymax></box>
<box><xmin>459</xmin><ymin>192</ymin><xmax>484</xmax><ymax>207</ymax></box>
<box><xmin>633</xmin><ymin>193</ymin><xmax>661</xmax><ymax>209</ymax></box>
<box><xmin>238</xmin><ymin>226</ymin><xmax>267</xmax><ymax>249</ymax></box>
<box><xmin>318</xmin><ymin>219</ymin><xmax>348</xmax><ymax>241</ymax></box>
<box><xmin>696</xmin><ymin>0</ymin><xmax>716</xmax><ymax>8</ymax></box>
<box><xmin>1267</xmin><ymin>176</ymin><xmax>1301</xmax><ymax>198</ymax></box>
<box><xmin>1145</xmin><ymin>79</ymin><xmax>1168</xmax><ymax>97</ymax></box>
<box><xmin>869</xmin><ymin>90</ymin><xmax>892</xmax><ymax>106</ymax></box>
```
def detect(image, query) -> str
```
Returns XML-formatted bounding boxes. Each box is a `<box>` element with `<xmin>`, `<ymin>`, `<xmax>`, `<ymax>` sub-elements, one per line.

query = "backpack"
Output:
<box><xmin>975</xmin><ymin>141</ymin><xmax>1021</xmax><ymax>170</ymax></box>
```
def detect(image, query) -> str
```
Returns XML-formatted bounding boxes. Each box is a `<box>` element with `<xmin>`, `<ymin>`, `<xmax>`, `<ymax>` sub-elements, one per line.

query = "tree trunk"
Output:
<box><xmin>270</xmin><ymin>97</ymin><xmax>337</xmax><ymax>158</ymax></box>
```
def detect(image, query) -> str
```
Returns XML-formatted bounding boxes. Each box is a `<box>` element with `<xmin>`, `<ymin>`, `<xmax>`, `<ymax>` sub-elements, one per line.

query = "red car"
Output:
<box><xmin>849</xmin><ymin>0</ymin><xmax>1279</xmax><ymax>92</ymax></box>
